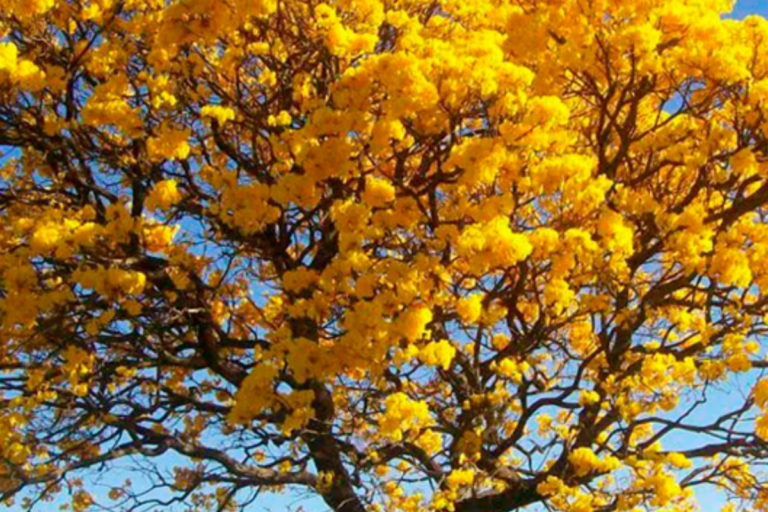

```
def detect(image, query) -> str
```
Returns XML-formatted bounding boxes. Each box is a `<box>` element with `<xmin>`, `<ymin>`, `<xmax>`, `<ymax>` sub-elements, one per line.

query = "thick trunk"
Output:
<box><xmin>304</xmin><ymin>381</ymin><xmax>367</xmax><ymax>512</ymax></box>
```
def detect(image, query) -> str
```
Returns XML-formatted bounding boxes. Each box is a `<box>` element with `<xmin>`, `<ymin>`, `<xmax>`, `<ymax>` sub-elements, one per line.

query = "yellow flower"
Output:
<box><xmin>0</xmin><ymin>42</ymin><xmax>18</xmax><ymax>73</ymax></box>
<box><xmin>456</xmin><ymin>216</ymin><xmax>532</xmax><ymax>274</ymax></box>
<box><xmin>666</xmin><ymin>452</ymin><xmax>692</xmax><ymax>469</ymax></box>
<box><xmin>146</xmin><ymin>180</ymin><xmax>182</xmax><ymax>210</ymax></box>
<box><xmin>282</xmin><ymin>267</ymin><xmax>319</xmax><ymax>293</ymax></box>
<box><xmin>397</xmin><ymin>305</ymin><xmax>433</xmax><ymax>342</ymax></box>
<box><xmin>578</xmin><ymin>390</ymin><xmax>600</xmax><ymax>406</ymax></box>
<box><xmin>495</xmin><ymin>358</ymin><xmax>526</xmax><ymax>384</ymax></box>
<box><xmin>568</xmin><ymin>447</ymin><xmax>620</xmax><ymax>477</ymax></box>
<box><xmin>415</xmin><ymin>429</ymin><xmax>443</xmax><ymax>454</ymax></box>
<box><xmin>143</xmin><ymin>224</ymin><xmax>178</xmax><ymax>252</ymax></box>
<box><xmin>362</xmin><ymin>175</ymin><xmax>396</xmax><ymax>207</ymax></box>
<box><xmin>418</xmin><ymin>340</ymin><xmax>456</xmax><ymax>370</ymax></box>
<box><xmin>446</xmin><ymin>469</ymin><xmax>475</xmax><ymax>489</ymax></box>
<box><xmin>755</xmin><ymin>378</ymin><xmax>768</xmax><ymax>409</ymax></box>
<box><xmin>456</xmin><ymin>293</ymin><xmax>483</xmax><ymax>324</ymax></box>
<box><xmin>200</xmin><ymin>105</ymin><xmax>236</xmax><ymax>125</ymax></box>
<box><xmin>378</xmin><ymin>393</ymin><xmax>433</xmax><ymax>442</ymax></box>
<box><xmin>147</xmin><ymin>123</ymin><xmax>191</xmax><ymax>162</ymax></box>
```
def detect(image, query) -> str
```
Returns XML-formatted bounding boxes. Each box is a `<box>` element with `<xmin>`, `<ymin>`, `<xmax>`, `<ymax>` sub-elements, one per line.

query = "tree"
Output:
<box><xmin>5</xmin><ymin>0</ymin><xmax>768</xmax><ymax>510</ymax></box>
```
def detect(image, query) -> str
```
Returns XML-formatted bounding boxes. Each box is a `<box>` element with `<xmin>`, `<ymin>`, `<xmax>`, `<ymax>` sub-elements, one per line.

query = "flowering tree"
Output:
<box><xmin>5</xmin><ymin>0</ymin><xmax>768</xmax><ymax>511</ymax></box>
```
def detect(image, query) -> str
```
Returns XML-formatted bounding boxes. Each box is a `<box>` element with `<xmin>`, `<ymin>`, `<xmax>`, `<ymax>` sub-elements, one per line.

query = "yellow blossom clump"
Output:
<box><xmin>456</xmin><ymin>216</ymin><xmax>533</xmax><ymax>273</ymax></box>
<box><xmin>145</xmin><ymin>179</ymin><xmax>182</xmax><ymax>211</ymax></box>
<box><xmin>362</xmin><ymin>175</ymin><xmax>396</xmax><ymax>208</ymax></box>
<box><xmin>72</xmin><ymin>267</ymin><xmax>147</xmax><ymax>298</ymax></box>
<box><xmin>455</xmin><ymin>293</ymin><xmax>484</xmax><ymax>324</ymax></box>
<box><xmin>418</xmin><ymin>340</ymin><xmax>456</xmax><ymax>370</ymax></box>
<box><xmin>0</xmin><ymin>41</ymin><xmax>45</xmax><ymax>91</ymax></box>
<box><xmin>268</xmin><ymin>110</ymin><xmax>293</xmax><ymax>127</ymax></box>
<box><xmin>666</xmin><ymin>452</ymin><xmax>692</xmax><ymax>469</ymax></box>
<box><xmin>142</xmin><ymin>223</ymin><xmax>178</xmax><ymax>252</ymax></box>
<box><xmin>578</xmin><ymin>390</ymin><xmax>600</xmax><ymax>406</ymax></box>
<box><xmin>0</xmin><ymin>42</ymin><xmax>18</xmax><ymax>73</ymax></box>
<box><xmin>568</xmin><ymin>447</ymin><xmax>621</xmax><ymax>477</ymax></box>
<box><xmin>147</xmin><ymin>123</ymin><xmax>191</xmax><ymax>162</ymax></box>
<box><xmin>200</xmin><ymin>105</ymin><xmax>236</xmax><ymax>125</ymax></box>
<box><xmin>446</xmin><ymin>469</ymin><xmax>475</xmax><ymax>489</ymax></box>
<box><xmin>396</xmin><ymin>305</ymin><xmax>433</xmax><ymax>342</ymax></box>
<box><xmin>378</xmin><ymin>393</ymin><xmax>433</xmax><ymax>442</ymax></box>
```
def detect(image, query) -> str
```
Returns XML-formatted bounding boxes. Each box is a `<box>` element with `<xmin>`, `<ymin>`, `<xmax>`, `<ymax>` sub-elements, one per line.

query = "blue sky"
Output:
<box><xmin>731</xmin><ymin>0</ymin><xmax>768</xmax><ymax>19</ymax></box>
<box><xmin>6</xmin><ymin>1</ymin><xmax>768</xmax><ymax>512</ymax></box>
